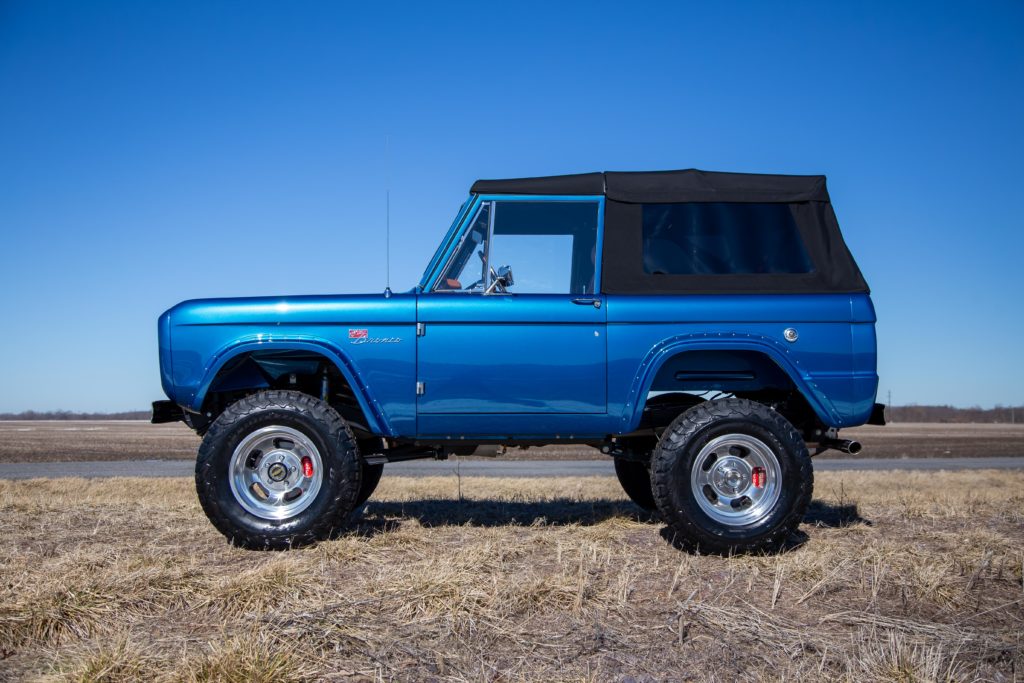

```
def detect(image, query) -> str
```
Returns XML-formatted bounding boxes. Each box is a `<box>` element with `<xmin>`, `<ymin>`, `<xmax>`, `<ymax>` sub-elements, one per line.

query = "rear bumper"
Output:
<box><xmin>151</xmin><ymin>400</ymin><xmax>185</xmax><ymax>424</ymax></box>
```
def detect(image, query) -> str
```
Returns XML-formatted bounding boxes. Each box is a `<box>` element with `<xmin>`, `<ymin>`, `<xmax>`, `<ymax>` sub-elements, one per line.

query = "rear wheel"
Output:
<box><xmin>195</xmin><ymin>390</ymin><xmax>362</xmax><ymax>550</ymax></box>
<box><xmin>613</xmin><ymin>459</ymin><xmax>657</xmax><ymax>511</ymax></box>
<box><xmin>650</xmin><ymin>399</ymin><xmax>812</xmax><ymax>554</ymax></box>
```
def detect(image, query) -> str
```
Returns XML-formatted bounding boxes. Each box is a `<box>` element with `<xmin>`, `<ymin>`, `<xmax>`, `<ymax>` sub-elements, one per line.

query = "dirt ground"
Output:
<box><xmin>0</xmin><ymin>471</ymin><xmax>1021</xmax><ymax>682</ymax></box>
<box><xmin>0</xmin><ymin>421</ymin><xmax>1021</xmax><ymax>463</ymax></box>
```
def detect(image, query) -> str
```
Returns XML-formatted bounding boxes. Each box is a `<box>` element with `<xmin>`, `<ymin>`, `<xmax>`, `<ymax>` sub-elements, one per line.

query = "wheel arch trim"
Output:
<box><xmin>190</xmin><ymin>335</ymin><xmax>392</xmax><ymax>436</ymax></box>
<box><xmin>619</xmin><ymin>334</ymin><xmax>840</xmax><ymax>432</ymax></box>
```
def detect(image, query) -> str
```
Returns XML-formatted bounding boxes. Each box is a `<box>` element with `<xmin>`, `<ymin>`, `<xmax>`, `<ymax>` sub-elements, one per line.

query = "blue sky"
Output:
<box><xmin>1</xmin><ymin>1</ymin><xmax>1021</xmax><ymax>412</ymax></box>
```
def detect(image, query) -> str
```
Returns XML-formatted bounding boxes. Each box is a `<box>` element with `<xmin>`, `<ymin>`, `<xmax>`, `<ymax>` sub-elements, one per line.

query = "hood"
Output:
<box><xmin>166</xmin><ymin>292</ymin><xmax>417</xmax><ymax>327</ymax></box>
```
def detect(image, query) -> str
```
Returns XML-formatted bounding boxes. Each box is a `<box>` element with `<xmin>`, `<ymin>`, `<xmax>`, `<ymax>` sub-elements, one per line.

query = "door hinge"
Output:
<box><xmin>416</xmin><ymin>381</ymin><xmax>425</xmax><ymax>396</ymax></box>
<box><xmin>416</xmin><ymin>322</ymin><xmax>425</xmax><ymax>337</ymax></box>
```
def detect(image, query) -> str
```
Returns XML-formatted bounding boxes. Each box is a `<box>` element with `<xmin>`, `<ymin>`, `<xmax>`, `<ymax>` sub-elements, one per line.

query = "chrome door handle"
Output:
<box><xmin>572</xmin><ymin>298</ymin><xmax>602</xmax><ymax>308</ymax></box>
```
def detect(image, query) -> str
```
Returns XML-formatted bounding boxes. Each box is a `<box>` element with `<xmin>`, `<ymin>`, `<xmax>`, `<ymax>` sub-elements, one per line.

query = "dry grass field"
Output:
<box><xmin>1</xmin><ymin>421</ymin><xmax>1022</xmax><ymax>463</ymax></box>
<box><xmin>0</xmin><ymin>422</ymin><xmax>200</xmax><ymax>463</ymax></box>
<box><xmin>1</xmin><ymin>471</ymin><xmax>1021</xmax><ymax>682</ymax></box>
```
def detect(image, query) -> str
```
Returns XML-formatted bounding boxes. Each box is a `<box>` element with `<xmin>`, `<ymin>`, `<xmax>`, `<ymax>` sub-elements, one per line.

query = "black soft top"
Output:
<box><xmin>470</xmin><ymin>169</ymin><xmax>868</xmax><ymax>295</ymax></box>
<box><xmin>471</xmin><ymin>169</ymin><xmax>828</xmax><ymax>203</ymax></box>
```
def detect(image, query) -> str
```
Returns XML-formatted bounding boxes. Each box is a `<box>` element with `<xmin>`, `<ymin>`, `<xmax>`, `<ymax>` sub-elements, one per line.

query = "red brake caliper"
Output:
<box><xmin>751</xmin><ymin>467</ymin><xmax>766</xmax><ymax>488</ymax></box>
<box><xmin>301</xmin><ymin>456</ymin><xmax>314</xmax><ymax>478</ymax></box>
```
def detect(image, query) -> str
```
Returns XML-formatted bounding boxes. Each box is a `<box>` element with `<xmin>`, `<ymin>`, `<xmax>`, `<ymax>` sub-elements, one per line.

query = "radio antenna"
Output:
<box><xmin>384</xmin><ymin>135</ymin><xmax>392</xmax><ymax>298</ymax></box>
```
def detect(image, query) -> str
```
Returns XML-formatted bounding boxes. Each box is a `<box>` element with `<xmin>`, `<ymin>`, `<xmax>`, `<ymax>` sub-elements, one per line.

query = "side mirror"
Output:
<box><xmin>485</xmin><ymin>264</ymin><xmax>515</xmax><ymax>294</ymax></box>
<box><xmin>495</xmin><ymin>264</ymin><xmax>514</xmax><ymax>288</ymax></box>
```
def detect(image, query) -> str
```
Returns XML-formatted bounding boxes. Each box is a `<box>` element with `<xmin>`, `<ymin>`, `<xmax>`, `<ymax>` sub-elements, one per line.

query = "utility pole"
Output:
<box><xmin>888</xmin><ymin>390</ymin><xmax>893</xmax><ymax>423</ymax></box>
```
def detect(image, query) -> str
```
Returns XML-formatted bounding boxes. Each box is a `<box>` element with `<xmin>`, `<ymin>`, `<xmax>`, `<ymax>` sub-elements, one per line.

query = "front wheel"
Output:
<box><xmin>650</xmin><ymin>399</ymin><xmax>812</xmax><ymax>554</ymax></box>
<box><xmin>195</xmin><ymin>390</ymin><xmax>362</xmax><ymax>550</ymax></box>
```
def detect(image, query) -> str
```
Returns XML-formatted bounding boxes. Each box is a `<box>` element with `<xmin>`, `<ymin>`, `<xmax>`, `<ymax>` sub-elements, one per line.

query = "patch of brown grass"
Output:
<box><xmin>39</xmin><ymin>637</ymin><xmax>160</xmax><ymax>683</ymax></box>
<box><xmin>180</xmin><ymin>630</ymin><xmax>321</xmax><ymax>683</ymax></box>
<box><xmin>0</xmin><ymin>471</ymin><xmax>1021</xmax><ymax>681</ymax></box>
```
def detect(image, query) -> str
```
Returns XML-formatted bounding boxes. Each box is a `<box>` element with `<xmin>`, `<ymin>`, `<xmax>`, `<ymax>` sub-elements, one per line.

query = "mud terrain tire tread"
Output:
<box><xmin>650</xmin><ymin>398</ymin><xmax>812</xmax><ymax>554</ymax></box>
<box><xmin>195</xmin><ymin>390</ymin><xmax>361</xmax><ymax>550</ymax></box>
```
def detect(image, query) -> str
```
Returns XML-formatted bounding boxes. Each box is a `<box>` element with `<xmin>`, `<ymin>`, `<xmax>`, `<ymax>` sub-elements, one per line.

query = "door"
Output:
<box><xmin>417</xmin><ymin>197</ymin><xmax>606</xmax><ymax>423</ymax></box>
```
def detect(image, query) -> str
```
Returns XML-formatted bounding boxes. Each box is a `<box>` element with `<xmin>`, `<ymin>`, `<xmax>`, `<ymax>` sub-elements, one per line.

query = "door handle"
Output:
<box><xmin>572</xmin><ymin>297</ymin><xmax>602</xmax><ymax>309</ymax></box>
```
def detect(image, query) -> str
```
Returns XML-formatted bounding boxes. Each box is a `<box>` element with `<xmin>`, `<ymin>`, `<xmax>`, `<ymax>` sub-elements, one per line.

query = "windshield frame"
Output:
<box><xmin>421</xmin><ymin>194</ymin><xmax>605</xmax><ymax>294</ymax></box>
<box><xmin>417</xmin><ymin>197</ymin><xmax>476</xmax><ymax>291</ymax></box>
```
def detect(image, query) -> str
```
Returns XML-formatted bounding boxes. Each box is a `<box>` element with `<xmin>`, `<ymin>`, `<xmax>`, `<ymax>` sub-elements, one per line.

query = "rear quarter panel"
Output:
<box><xmin>607</xmin><ymin>293</ymin><xmax>878</xmax><ymax>432</ymax></box>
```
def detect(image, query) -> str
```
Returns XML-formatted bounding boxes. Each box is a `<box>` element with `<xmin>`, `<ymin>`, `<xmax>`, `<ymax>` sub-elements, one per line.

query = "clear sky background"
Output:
<box><xmin>1</xmin><ymin>1</ymin><xmax>1022</xmax><ymax>412</ymax></box>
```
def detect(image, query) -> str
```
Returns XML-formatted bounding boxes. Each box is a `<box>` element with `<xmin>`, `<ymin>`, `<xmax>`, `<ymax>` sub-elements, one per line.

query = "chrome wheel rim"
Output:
<box><xmin>690</xmin><ymin>433</ymin><xmax>782</xmax><ymax>527</ymax></box>
<box><xmin>229</xmin><ymin>425</ymin><xmax>323</xmax><ymax>520</ymax></box>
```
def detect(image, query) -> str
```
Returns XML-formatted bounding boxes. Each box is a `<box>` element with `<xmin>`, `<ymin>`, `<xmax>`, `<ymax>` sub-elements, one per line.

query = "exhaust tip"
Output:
<box><xmin>818</xmin><ymin>437</ymin><xmax>863</xmax><ymax>455</ymax></box>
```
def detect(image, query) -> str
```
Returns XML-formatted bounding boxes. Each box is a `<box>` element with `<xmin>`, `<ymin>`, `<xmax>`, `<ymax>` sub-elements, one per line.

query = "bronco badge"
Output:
<box><xmin>348</xmin><ymin>329</ymin><xmax>400</xmax><ymax>345</ymax></box>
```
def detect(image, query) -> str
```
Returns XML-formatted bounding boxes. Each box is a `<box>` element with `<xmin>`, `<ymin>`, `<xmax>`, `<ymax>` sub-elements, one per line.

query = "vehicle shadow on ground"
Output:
<box><xmin>351</xmin><ymin>497</ymin><xmax>869</xmax><ymax>544</ymax></box>
<box><xmin>357</xmin><ymin>498</ymin><xmax>657</xmax><ymax>532</ymax></box>
<box><xmin>658</xmin><ymin>499</ymin><xmax>871</xmax><ymax>555</ymax></box>
<box><xmin>804</xmin><ymin>499</ymin><xmax>870</xmax><ymax>528</ymax></box>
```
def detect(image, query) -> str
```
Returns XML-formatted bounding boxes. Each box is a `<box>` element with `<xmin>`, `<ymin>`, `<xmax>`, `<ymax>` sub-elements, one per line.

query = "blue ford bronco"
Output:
<box><xmin>153</xmin><ymin>169</ymin><xmax>882</xmax><ymax>552</ymax></box>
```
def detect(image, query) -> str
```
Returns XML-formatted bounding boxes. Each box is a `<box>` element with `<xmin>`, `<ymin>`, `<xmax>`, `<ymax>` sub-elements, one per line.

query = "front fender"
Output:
<box><xmin>619</xmin><ymin>332</ymin><xmax>841</xmax><ymax>432</ymax></box>
<box><xmin>190</xmin><ymin>335</ymin><xmax>392</xmax><ymax>436</ymax></box>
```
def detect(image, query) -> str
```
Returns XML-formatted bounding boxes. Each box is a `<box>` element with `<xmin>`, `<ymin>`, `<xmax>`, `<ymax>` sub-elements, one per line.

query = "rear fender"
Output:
<box><xmin>620</xmin><ymin>333</ymin><xmax>840</xmax><ymax>433</ymax></box>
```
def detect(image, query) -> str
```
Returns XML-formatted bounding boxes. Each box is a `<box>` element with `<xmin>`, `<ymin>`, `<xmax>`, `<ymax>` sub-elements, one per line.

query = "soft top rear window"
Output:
<box><xmin>642</xmin><ymin>202</ymin><xmax>813</xmax><ymax>276</ymax></box>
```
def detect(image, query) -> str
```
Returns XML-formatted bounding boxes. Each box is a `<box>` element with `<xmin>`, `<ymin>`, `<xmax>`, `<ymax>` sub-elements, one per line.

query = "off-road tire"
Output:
<box><xmin>614</xmin><ymin>459</ymin><xmax>657</xmax><ymax>511</ymax></box>
<box><xmin>650</xmin><ymin>398</ymin><xmax>812</xmax><ymax>554</ymax></box>
<box><xmin>195</xmin><ymin>390</ymin><xmax>362</xmax><ymax>550</ymax></box>
<box><xmin>355</xmin><ymin>462</ymin><xmax>384</xmax><ymax>507</ymax></box>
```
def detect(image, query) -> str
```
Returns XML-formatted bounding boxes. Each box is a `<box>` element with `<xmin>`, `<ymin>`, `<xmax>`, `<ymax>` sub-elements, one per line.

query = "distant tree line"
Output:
<box><xmin>0</xmin><ymin>410</ymin><xmax>151</xmax><ymax>420</ymax></box>
<box><xmin>888</xmin><ymin>404</ymin><xmax>1022</xmax><ymax>424</ymax></box>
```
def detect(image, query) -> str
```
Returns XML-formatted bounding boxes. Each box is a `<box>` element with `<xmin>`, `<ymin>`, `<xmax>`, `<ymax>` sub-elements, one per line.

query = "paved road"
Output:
<box><xmin>0</xmin><ymin>457</ymin><xmax>1020</xmax><ymax>480</ymax></box>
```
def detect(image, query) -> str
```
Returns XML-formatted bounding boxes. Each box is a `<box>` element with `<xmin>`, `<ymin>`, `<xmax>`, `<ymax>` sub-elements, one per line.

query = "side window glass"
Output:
<box><xmin>434</xmin><ymin>202</ymin><xmax>491</xmax><ymax>291</ymax></box>
<box><xmin>487</xmin><ymin>201</ymin><xmax>599</xmax><ymax>294</ymax></box>
<box><xmin>642</xmin><ymin>202</ymin><xmax>813</xmax><ymax>275</ymax></box>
